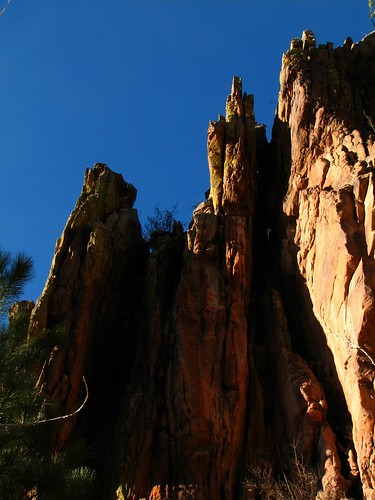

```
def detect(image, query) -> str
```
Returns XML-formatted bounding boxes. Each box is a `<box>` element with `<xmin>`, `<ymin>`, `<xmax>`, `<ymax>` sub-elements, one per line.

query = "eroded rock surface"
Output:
<box><xmin>26</xmin><ymin>32</ymin><xmax>375</xmax><ymax>500</ymax></box>
<box><xmin>274</xmin><ymin>30</ymin><xmax>375</xmax><ymax>498</ymax></box>
<box><xmin>112</xmin><ymin>77</ymin><xmax>261</xmax><ymax>500</ymax></box>
<box><xmin>30</xmin><ymin>163</ymin><xmax>148</xmax><ymax>451</ymax></box>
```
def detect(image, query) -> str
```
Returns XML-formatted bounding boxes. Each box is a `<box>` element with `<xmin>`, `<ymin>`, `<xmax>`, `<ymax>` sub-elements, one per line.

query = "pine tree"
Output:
<box><xmin>0</xmin><ymin>248</ymin><xmax>95</xmax><ymax>499</ymax></box>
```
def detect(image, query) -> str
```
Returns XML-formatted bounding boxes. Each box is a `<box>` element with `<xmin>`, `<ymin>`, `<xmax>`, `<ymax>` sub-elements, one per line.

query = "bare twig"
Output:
<box><xmin>0</xmin><ymin>0</ymin><xmax>12</xmax><ymax>17</ymax></box>
<box><xmin>276</xmin><ymin>444</ymin><xmax>296</xmax><ymax>500</ymax></box>
<box><xmin>0</xmin><ymin>376</ymin><xmax>89</xmax><ymax>428</ymax></box>
<box><xmin>328</xmin><ymin>331</ymin><xmax>375</xmax><ymax>367</ymax></box>
<box><xmin>320</xmin><ymin>314</ymin><xmax>375</xmax><ymax>367</ymax></box>
<box><xmin>364</xmin><ymin>110</ymin><xmax>375</xmax><ymax>134</ymax></box>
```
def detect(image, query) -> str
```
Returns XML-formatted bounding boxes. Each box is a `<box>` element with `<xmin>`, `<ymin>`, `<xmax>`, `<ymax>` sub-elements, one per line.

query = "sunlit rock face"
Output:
<box><xmin>274</xmin><ymin>30</ymin><xmax>375</xmax><ymax>499</ymax></box>
<box><xmin>167</xmin><ymin>76</ymin><xmax>257</xmax><ymax>497</ymax></box>
<box><xmin>28</xmin><ymin>31</ymin><xmax>375</xmax><ymax>500</ymax></box>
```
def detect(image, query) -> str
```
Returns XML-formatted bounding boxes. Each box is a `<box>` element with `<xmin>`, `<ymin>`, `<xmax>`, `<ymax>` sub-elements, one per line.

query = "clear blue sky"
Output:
<box><xmin>0</xmin><ymin>0</ymin><xmax>371</xmax><ymax>302</ymax></box>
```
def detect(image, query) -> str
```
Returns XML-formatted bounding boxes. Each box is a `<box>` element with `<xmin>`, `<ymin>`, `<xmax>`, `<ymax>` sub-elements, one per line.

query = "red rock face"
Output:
<box><xmin>166</xmin><ymin>77</ymin><xmax>257</xmax><ymax>498</ymax></box>
<box><xmin>30</xmin><ymin>164</ymin><xmax>148</xmax><ymax>451</ymax></box>
<box><xmin>28</xmin><ymin>33</ymin><xmax>375</xmax><ymax>500</ymax></box>
<box><xmin>29</xmin><ymin>79</ymin><xmax>264</xmax><ymax>500</ymax></box>
<box><xmin>275</xmin><ymin>31</ymin><xmax>375</xmax><ymax>498</ymax></box>
<box><xmin>111</xmin><ymin>77</ymin><xmax>261</xmax><ymax>499</ymax></box>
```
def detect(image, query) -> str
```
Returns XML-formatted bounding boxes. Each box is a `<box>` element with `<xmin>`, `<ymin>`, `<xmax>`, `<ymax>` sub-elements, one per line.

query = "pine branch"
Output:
<box><xmin>0</xmin><ymin>251</ymin><xmax>34</xmax><ymax>317</ymax></box>
<box><xmin>0</xmin><ymin>376</ymin><xmax>89</xmax><ymax>428</ymax></box>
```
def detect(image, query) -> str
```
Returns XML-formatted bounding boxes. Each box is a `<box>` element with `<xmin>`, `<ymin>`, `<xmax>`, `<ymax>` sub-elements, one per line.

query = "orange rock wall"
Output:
<box><xmin>111</xmin><ymin>77</ymin><xmax>261</xmax><ymax>499</ymax></box>
<box><xmin>275</xmin><ymin>31</ymin><xmax>375</xmax><ymax>498</ymax></box>
<box><xmin>27</xmin><ymin>32</ymin><xmax>375</xmax><ymax>500</ymax></box>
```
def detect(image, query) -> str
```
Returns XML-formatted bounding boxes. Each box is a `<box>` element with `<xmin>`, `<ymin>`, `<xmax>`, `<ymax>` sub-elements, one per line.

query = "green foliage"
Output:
<box><xmin>32</xmin><ymin>454</ymin><xmax>96</xmax><ymax>500</ymax></box>
<box><xmin>0</xmin><ymin>439</ymin><xmax>96</xmax><ymax>500</ymax></box>
<box><xmin>0</xmin><ymin>249</ymin><xmax>33</xmax><ymax>317</ymax></box>
<box><xmin>143</xmin><ymin>203</ymin><xmax>178</xmax><ymax>241</ymax></box>
<box><xmin>0</xmin><ymin>247</ymin><xmax>95</xmax><ymax>499</ymax></box>
<box><xmin>0</xmin><ymin>322</ymin><xmax>66</xmax><ymax>426</ymax></box>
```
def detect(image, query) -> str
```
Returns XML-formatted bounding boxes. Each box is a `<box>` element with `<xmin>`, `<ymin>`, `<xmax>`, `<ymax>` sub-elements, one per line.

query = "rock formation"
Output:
<box><xmin>27</xmin><ymin>31</ymin><xmax>375</xmax><ymax>499</ymax></box>
<box><xmin>30</xmin><ymin>165</ymin><xmax>149</xmax><ymax>452</ymax></box>
<box><xmin>273</xmin><ymin>30</ymin><xmax>375</xmax><ymax>499</ymax></box>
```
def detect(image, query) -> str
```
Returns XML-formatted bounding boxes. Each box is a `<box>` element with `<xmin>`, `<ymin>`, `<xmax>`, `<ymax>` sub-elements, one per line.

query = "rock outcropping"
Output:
<box><xmin>274</xmin><ymin>30</ymin><xmax>375</xmax><ymax>499</ymax></box>
<box><xmin>28</xmin><ymin>31</ymin><xmax>375</xmax><ymax>499</ymax></box>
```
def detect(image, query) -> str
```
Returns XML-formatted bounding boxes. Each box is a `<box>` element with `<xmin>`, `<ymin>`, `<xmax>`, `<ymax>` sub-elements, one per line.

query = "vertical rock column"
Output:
<box><xmin>166</xmin><ymin>77</ymin><xmax>257</xmax><ymax>499</ymax></box>
<box><xmin>30</xmin><ymin>163</ymin><xmax>147</xmax><ymax>452</ymax></box>
<box><xmin>112</xmin><ymin>79</ymin><xmax>259</xmax><ymax>500</ymax></box>
<box><xmin>275</xmin><ymin>31</ymin><xmax>375</xmax><ymax>498</ymax></box>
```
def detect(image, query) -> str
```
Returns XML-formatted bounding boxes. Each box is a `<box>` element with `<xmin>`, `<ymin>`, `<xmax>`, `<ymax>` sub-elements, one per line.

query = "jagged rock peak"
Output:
<box><xmin>206</xmin><ymin>77</ymin><xmax>256</xmax><ymax>215</ymax></box>
<box><xmin>80</xmin><ymin>162</ymin><xmax>137</xmax><ymax>211</ymax></box>
<box><xmin>225</xmin><ymin>75</ymin><xmax>254</xmax><ymax>120</ymax></box>
<box><xmin>30</xmin><ymin>163</ymin><xmax>146</xmax><ymax>450</ymax></box>
<box><xmin>226</xmin><ymin>75</ymin><xmax>243</xmax><ymax>118</ymax></box>
<box><xmin>289</xmin><ymin>29</ymin><xmax>317</xmax><ymax>51</ymax></box>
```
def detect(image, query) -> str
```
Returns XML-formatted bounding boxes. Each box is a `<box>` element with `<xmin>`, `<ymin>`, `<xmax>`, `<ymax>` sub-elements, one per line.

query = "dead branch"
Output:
<box><xmin>320</xmin><ymin>317</ymin><xmax>375</xmax><ymax>367</ymax></box>
<box><xmin>0</xmin><ymin>0</ymin><xmax>12</xmax><ymax>17</ymax></box>
<box><xmin>328</xmin><ymin>331</ymin><xmax>375</xmax><ymax>367</ymax></box>
<box><xmin>0</xmin><ymin>376</ymin><xmax>89</xmax><ymax>428</ymax></box>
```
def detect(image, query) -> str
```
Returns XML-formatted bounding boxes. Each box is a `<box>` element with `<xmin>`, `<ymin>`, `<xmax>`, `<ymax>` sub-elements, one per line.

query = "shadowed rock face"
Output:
<box><xmin>30</xmin><ymin>164</ymin><xmax>149</xmax><ymax>452</ymax></box>
<box><xmin>28</xmin><ymin>32</ymin><xmax>375</xmax><ymax>500</ymax></box>
<box><xmin>111</xmin><ymin>76</ymin><xmax>261</xmax><ymax>500</ymax></box>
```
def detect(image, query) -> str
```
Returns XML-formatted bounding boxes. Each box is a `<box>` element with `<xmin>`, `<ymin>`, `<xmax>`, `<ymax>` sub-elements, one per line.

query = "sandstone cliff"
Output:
<box><xmin>28</xmin><ymin>31</ymin><xmax>375</xmax><ymax>499</ymax></box>
<box><xmin>272</xmin><ymin>30</ymin><xmax>375</xmax><ymax>499</ymax></box>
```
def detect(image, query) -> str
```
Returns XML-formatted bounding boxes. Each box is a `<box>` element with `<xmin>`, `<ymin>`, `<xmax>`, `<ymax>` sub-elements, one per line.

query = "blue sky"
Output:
<box><xmin>0</xmin><ymin>0</ymin><xmax>371</xmax><ymax>302</ymax></box>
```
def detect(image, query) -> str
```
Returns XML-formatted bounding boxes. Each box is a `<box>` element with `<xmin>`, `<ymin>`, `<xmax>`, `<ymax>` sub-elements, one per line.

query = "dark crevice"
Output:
<box><xmin>250</xmin><ymin>118</ymin><xmax>356</xmax><ymax>493</ymax></box>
